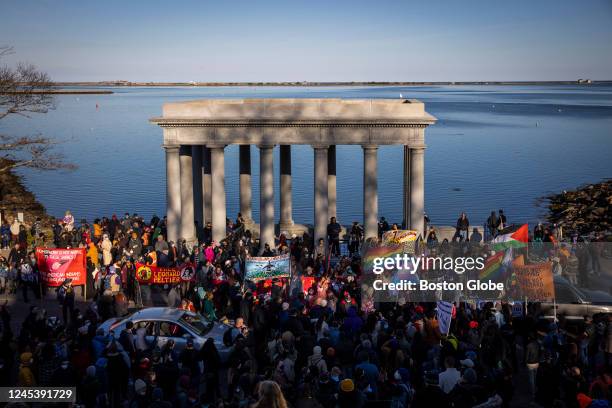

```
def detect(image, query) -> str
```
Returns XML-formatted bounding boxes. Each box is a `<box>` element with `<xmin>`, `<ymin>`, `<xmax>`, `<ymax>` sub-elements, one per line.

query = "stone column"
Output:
<box><xmin>259</xmin><ymin>145</ymin><xmax>275</xmax><ymax>253</ymax></box>
<box><xmin>328</xmin><ymin>145</ymin><xmax>337</xmax><ymax>219</ymax></box>
<box><xmin>410</xmin><ymin>147</ymin><xmax>425</xmax><ymax>238</ymax></box>
<box><xmin>239</xmin><ymin>145</ymin><xmax>252</xmax><ymax>222</ymax></box>
<box><xmin>402</xmin><ymin>145</ymin><xmax>410</xmax><ymax>229</ymax></box>
<box><xmin>313</xmin><ymin>145</ymin><xmax>329</xmax><ymax>246</ymax></box>
<box><xmin>279</xmin><ymin>145</ymin><xmax>294</xmax><ymax>230</ymax></box>
<box><xmin>210</xmin><ymin>145</ymin><xmax>226</xmax><ymax>243</ymax></box>
<box><xmin>363</xmin><ymin>145</ymin><xmax>378</xmax><ymax>240</ymax></box>
<box><xmin>202</xmin><ymin>146</ymin><xmax>212</xmax><ymax>224</ymax></box>
<box><xmin>164</xmin><ymin>145</ymin><xmax>181</xmax><ymax>243</ymax></box>
<box><xmin>179</xmin><ymin>145</ymin><xmax>197</xmax><ymax>244</ymax></box>
<box><xmin>192</xmin><ymin>146</ymin><xmax>203</xmax><ymax>229</ymax></box>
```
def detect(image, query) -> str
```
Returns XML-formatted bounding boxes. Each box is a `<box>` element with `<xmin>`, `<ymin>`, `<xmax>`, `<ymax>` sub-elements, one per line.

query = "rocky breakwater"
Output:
<box><xmin>545</xmin><ymin>179</ymin><xmax>611</xmax><ymax>236</ymax></box>
<box><xmin>0</xmin><ymin>160</ymin><xmax>54</xmax><ymax>226</ymax></box>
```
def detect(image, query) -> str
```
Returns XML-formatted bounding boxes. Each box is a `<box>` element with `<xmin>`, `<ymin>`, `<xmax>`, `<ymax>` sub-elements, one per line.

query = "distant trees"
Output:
<box><xmin>0</xmin><ymin>45</ymin><xmax>74</xmax><ymax>173</ymax></box>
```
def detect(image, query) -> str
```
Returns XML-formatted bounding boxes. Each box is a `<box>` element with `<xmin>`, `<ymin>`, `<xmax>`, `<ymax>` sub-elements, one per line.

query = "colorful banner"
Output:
<box><xmin>513</xmin><ymin>262</ymin><xmax>555</xmax><ymax>301</ymax></box>
<box><xmin>382</xmin><ymin>230</ymin><xmax>418</xmax><ymax>254</ymax></box>
<box><xmin>245</xmin><ymin>254</ymin><xmax>291</xmax><ymax>282</ymax></box>
<box><xmin>36</xmin><ymin>247</ymin><xmax>87</xmax><ymax>287</ymax></box>
<box><xmin>135</xmin><ymin>262</ymin><xmax>196</xmax><ymax>284</ymax></box>
<box><xmin>382</xmin><ymin>230</ymin><xmax>419</xmax><ymax>244</ymax></box>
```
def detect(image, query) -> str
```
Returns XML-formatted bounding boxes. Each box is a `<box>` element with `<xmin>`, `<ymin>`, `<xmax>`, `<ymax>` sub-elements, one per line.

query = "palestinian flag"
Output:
<box><xmin>492</xmin><ymin>224</ymin><xmax>529</xmax><ymax>251</ymax></box>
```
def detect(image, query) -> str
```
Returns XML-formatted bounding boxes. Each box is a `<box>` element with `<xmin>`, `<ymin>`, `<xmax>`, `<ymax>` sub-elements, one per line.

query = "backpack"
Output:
<box><xmin>390</xmin><ymin>383</ymin><xmax>412</xmax><ymax>408</ymax></box>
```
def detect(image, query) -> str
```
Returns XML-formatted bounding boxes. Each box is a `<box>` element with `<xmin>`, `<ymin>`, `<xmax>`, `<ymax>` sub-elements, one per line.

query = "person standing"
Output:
<box><xmin>455</xmin><ymin>213</ymin><xmax>469</xmax><ymax>241</ymax></box>
<box><xmin>327</xmin><ymin>217</ymin><xmax>341</xmax><ymax>257</ymax></box>
<box><xmin>526</xmin><ymin>334</ymin><xmax>540</xmax><ymax>397</ymax></box>
<box><xmin>348</xmin><ymin>222</ymin><xmax>363</xmax><ymax>257</ymax></box>
<box><xmin>101</xmin><ymin>234</ymin><xmax>113</xmax><ymax>266</ymax></box>
<box><xmin>486</xmin><ymin>211</ymin><xmax>500</xmax><ymax>239</ymax></box>
<box><xmin>57</xmin><ymin>278</ymin><xmax>75</xmax><ymax>326</ymax></box>
<box><xmin>18</xmin><ymin>260</ymin><xmax>37</xmax><ymax>303</ymax></box>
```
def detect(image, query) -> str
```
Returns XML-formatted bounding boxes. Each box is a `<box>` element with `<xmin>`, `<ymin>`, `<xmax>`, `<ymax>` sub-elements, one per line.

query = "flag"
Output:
<box><xmin>437</xmin><ymin>300</ymin><xmax>454</xmax><ymax>335</ymax></box>
<box><xmin>479</xmin><ymin>248</ymin><xmax>513</xmax><ymax>281</ymax></box>
<box><xmin>492</xmin><ymin>224</ymin><xmax>529</xmax><ymax>251</ymax></box>
<box><xmin>479</xmin><ymin>251</ymin><xmax>503</xmax><ymax>280</ymax></box>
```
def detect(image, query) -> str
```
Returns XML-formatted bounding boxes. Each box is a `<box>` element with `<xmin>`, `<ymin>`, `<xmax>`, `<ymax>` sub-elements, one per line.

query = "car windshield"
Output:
<box><xmin>179</xmin><ymin>313</ymin><xmax>213</xmax><ymax>336</ymax></box>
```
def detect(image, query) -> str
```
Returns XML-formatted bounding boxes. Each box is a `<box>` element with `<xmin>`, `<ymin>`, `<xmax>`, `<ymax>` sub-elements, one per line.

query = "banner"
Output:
<box><xmin>382</xmin><ymin>230</ymin><xmax>418</xmax><ymax>254</ymax></box>
<box><xmin>437</xmin><ymin>300</ymin><xmax>454</xmax><ymax>335</ymax></box>
<box><xmin>245</xmin><ymin>254</ymin><xmax>291</xmax><ymax>282</ymax></box>
<box><xmin>135</xmin><ymin>263</ymin><xmax>196</xmax><ymax>284</ymax></box>
<box><xmin>513</xmin><ymin>262</ymin><xmax>555</xmax><ymax>301</ymax></box>
<box><xmin>36</xmin><ymin>247</ymin><xmax>87</xmax><ymax>287</ymax></box>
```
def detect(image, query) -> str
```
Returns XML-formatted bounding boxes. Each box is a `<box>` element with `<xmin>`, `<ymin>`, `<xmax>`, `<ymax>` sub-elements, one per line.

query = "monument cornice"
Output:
<box><xmin>150</xmin><ymin>118</ymin><xmax>434</xmax><ymax>128</ymax></box>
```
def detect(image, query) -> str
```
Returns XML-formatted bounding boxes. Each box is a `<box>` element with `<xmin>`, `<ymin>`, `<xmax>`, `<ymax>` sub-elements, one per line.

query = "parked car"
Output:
<box><xmin>98</xmin><ymin>307</ymin><xmax>232</xmax><ymax>358</ymax></box>
<box><xmin>540</xmin><ymin>276</ymin><xmax>612</xmax><ymax>321</ymax></box>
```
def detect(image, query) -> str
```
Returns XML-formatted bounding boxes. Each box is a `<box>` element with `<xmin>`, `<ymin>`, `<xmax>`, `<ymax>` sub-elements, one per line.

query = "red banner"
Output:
<box><xmin>36</xmin><ymin>247</ymin><xmax>87</xmax><ymax>287</ymax></box>
<box><xmin>135</xmin><ymin>262</ymin><xmax>196</xmax><ymax>284</ymax></box>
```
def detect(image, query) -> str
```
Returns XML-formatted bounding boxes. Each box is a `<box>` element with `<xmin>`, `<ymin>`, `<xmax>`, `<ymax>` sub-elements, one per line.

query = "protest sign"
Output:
<box><xmin>437</xmin><ymin>300</ymin><xmax>454</xmax><ymax>335</ymax></box>
<box><xmin>512</xmin><ymin>301</ymin><xmax>524</xmax><ymax>317</ymax></box>
<box><xmin>135</xmin><ymin>263</ymin><xmax>196</xmax><ymax>284</ymax></box>
<box><xmin>513</xmin><ymin>262</ymin><xmax>555</xmax><ymax>301</ymax></box>
<box><xmin>36</xmin><ymin>247</ymin><xmax>87</xmax><ymax>286</ymax></box>
<box><xmin>245</xmin><ymin>254</ymin><xmax>291</xmax><ymax>282</ymax></box>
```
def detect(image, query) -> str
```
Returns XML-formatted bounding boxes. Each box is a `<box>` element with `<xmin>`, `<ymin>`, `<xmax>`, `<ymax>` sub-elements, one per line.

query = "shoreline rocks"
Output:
<box><xmin>545</xmin><ymin>179</ymin><xmax>611</xmax><ymax>237</ymax></box>
<box><xmin>0</xmin><ymin>160</ymin><xmax>54</xmax><ymax>228</ymax></box>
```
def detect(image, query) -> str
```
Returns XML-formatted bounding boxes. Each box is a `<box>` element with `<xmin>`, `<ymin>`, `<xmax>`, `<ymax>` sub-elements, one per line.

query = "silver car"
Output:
<box><xmin>98</xmin><ymin>307</ymin><xmax>232</xmax><ymax>358</ymax></box>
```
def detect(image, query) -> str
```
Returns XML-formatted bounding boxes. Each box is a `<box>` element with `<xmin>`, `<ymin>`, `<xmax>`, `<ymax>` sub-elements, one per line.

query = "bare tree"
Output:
<box><xmin>0</xmin><ymin>45</ymin><xmax>75</xmax><ymax>173</ymax></box>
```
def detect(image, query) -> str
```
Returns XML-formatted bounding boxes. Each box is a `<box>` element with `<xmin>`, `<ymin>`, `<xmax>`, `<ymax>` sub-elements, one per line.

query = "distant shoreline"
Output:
<box><xmin>9</xmin><ymin>89</ymin><xmax>113</xmax><ymax>94</ymax></box>
<box><xmin>53</xmin><ymin>80</ymin><xmax>609</xmax><ymax>87</ymax></box>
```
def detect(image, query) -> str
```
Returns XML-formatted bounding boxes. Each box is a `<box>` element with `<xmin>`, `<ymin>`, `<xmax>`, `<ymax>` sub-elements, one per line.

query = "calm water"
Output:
<box><xmin>2</xmin><ymin>85</ymin><xmax>611</xmax><ymax>227</ymax></box>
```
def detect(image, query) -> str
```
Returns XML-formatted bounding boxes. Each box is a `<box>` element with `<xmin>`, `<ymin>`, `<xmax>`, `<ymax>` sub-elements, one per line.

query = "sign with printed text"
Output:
<box><xmin>135</xmin><ymin>262</ymin><xmax>196</xmax><ymax>284</ymax></box>
<box><xmin>36</xmin><ymin>248</ymin><xmax>87</xmax><ymax>287</ymax></box>
<box><xmin>512</xmin><ymin>262</ymin><xmax>555</xmax><ymax>301</ymax></box>
<box><xmin>245</xmin><ymin>254</ymin><xmax>291</xmax><ymax>282</ymax></box>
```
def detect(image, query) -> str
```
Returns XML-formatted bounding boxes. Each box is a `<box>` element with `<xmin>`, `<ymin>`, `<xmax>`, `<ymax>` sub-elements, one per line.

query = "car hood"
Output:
<box><xmin>580</xmin><ymin>289</ymin><xmax>612</xmax><ymax>305</ymax></box>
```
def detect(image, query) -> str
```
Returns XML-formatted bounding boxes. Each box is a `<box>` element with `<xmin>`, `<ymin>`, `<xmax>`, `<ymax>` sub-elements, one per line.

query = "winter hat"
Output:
<box><xmin>86</xmin><ymin>365</ymin><xmax>96</xmax><ymax>377</ymax></box>
<box><xmin>281</xmin><ymin>302</ymin><xmax>289</xmax><ymax>311</ymax></box>
<box><xmin>134</xmin><ymin>379</ymin><xmax>147</xmax><ymax>396</ymax></box>
<box><xmin>577</xmin><ymin>393</ymin><xmax>592</xmax><ymax>408</ymax></box>
<box><xmin>469</xmin><ymin>320</ymin><xmax>479</xmax><ymax>329</ymax></box>
<box><xmin>339</xmin><ymin>379</ymin><xmax>355</xmax><ymax>393</ymax></box>
<box><xmin>20</xmin><ymin>352</ymin><xmax>33</xmax><ymax>365</ymax></box>
<box><xmin>312</xmin><ymin>346</ymin><xmax>322</xmax><ymax>356</ymax></box>
<box><xmin>460</xmin><ymin>358</ymin><xmax>474</xmax><ymax>368</ymax></box>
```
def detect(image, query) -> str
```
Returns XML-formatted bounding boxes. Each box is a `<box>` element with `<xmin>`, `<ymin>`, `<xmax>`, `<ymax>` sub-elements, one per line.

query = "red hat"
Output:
<box><xmin>469</xmin><ymin>321</ymin><xmax>479</xmax><ymax>329</ymax></box>
<box><xmin>415</xmin><ymin>305</ymin><xmax>424</xmax><ymax>314</ymax></box>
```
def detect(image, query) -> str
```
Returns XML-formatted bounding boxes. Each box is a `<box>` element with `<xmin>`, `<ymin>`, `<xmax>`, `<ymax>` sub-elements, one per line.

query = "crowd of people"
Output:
<box><xmin>0</xmin><ymin>209</ymin><xmax>610</xmax><ymax>408</ymax></box>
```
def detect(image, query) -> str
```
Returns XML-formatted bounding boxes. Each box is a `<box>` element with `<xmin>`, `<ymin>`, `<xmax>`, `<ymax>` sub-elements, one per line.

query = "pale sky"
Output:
<box><xmin>1</xmin><ymin>0</ymin><xmax>611</xmax><ymax>82</ymax></box>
